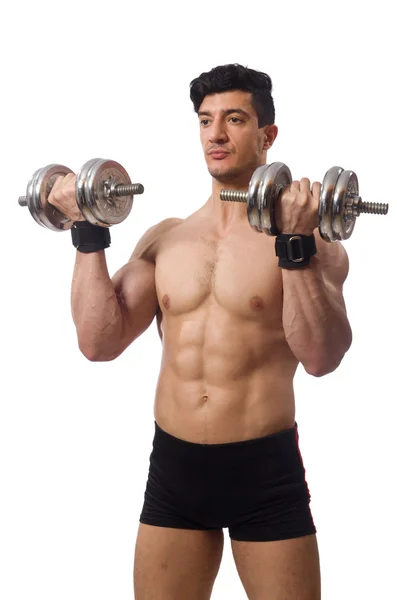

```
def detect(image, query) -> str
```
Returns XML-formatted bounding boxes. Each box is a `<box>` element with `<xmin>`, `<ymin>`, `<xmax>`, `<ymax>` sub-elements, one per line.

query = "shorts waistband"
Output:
<box><xmin>153</xmin><ymin>420</ymin><xmax>299</xmax><ymax>454</ymax></box>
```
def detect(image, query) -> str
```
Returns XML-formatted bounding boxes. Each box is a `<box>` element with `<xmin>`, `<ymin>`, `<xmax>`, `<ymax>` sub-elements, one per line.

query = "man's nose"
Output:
<box><xmin>209</xmin><ymin>119</ymin><xmax>228</xmax><ymax>144</ymax></box>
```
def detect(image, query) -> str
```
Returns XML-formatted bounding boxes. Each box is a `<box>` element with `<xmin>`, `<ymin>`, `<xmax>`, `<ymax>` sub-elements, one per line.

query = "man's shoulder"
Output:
<box><xmin>130</xmin><ymin>217</ymin><xmax>185</xmax><ymax>262</ymax></box>
<box><xmin>151</xmin><ymin>217</ymin><xmax>185</xmax><ymax>243</ymax></box>
<box><xmin>156</xmin><ymin>217</ymin><xmax>185</xmax><ymax>232</ymax></box>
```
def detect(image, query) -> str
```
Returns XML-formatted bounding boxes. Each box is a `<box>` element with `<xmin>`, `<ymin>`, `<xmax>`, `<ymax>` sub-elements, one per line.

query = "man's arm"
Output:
<box><xmin>281</xmin><ymin>230</ymin><xmax>353</xmax><ymax>377</ymax></box>
<box><xmin>71</xmin><ymin>230</ymin><xmax>158</xmax><ymax>362</ymax></box>
<box><xmin>72</xmin><ymin>218</ymin><xmax>181</xmax><ymax>361</ymax></box>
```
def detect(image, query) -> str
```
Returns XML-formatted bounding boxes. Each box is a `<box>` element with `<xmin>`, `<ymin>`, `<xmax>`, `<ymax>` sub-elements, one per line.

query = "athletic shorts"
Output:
<box><xmin>139</xmin><ymin>420</ymin><xmax>316</xmax><ymax>542</ymax></box>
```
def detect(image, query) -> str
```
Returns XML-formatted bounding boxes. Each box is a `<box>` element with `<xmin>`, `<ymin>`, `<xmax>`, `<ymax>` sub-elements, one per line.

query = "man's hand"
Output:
<box><xmin>48</xmin><ymin>173</ymin><xmax>85</xmax><ymax>222</ymax></box>
<box><xmin>275</xmin><ymin>178</ymin><xmax>321</xmax><ymax>236</ymax></box>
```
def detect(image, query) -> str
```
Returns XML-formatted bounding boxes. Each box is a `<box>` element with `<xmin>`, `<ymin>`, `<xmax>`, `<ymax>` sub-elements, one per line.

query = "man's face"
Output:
<box><xmin>198</xmin><ymin>90</ymin><xmax>274</xmax><ymax>183</ymax></box>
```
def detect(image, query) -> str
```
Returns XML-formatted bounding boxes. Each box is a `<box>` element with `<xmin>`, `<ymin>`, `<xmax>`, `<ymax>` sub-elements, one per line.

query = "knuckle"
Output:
<box><xmin>66</xmin><ymin>174</ymin><xmax>77</xmax><ymax>188</ymax></box>
<box><xmin>298</xmin><ymin>193</ymin><xmax>309</xmax><ymax>206</ymax></box>
<box><xmin>61</xmin><ymin>183</ymin><xmax>77</xmax><ymax>204</ymax></box>
<box><xmin>62</xmin><ymin>187</ymin><xmax>74</xmax><ymax>202</ymax></box>
<box><xmin>48</xmin><ymin>189</ymin><xmax>60</xmax><ymax>206</ymax></box>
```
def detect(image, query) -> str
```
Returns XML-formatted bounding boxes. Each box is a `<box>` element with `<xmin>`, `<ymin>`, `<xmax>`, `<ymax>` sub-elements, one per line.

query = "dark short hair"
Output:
<box><xmin>189</xmin><ymin>63</ymin><xmax>275</xmax><ymax>128</ymax></box>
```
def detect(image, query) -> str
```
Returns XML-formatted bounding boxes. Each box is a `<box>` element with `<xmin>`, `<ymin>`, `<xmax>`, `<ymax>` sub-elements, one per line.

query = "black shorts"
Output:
<box><xmin>139</xmin><ymin>421</ymin><xmax>316</xmax><ymax>542</ymax></box>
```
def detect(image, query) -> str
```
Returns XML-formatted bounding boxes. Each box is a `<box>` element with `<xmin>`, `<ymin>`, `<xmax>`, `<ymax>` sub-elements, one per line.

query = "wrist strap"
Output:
<box><xmin>71</xmin><ymin>221</ymin><xmax>111</xmax><ymax>253</ymax></box>
<box><xmin>275</xmin><ymin>233</ymin><xmax>317</xmax><ymax>269</ymax></box>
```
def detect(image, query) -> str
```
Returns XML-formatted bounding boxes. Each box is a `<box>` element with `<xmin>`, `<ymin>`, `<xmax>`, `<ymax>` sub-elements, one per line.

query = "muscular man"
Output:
<box><xmin>49</xmin><ymin>64</ymin><xmax>352</xmax><ymax>599</ymax></box>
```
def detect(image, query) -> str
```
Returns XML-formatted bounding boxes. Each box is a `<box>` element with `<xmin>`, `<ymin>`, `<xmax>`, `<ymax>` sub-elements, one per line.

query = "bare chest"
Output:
<box><xmin>155</xmin><ymin>224</ymin><xmax>283</xmax><ymax>322</ymax></box>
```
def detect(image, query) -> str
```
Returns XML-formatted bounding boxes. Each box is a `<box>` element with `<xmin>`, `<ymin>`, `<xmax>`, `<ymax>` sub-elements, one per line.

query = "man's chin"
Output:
<box><xmin>208</xmin><ymin>166</ymin><xmax>243</xmax><ymax>182</ymax></box>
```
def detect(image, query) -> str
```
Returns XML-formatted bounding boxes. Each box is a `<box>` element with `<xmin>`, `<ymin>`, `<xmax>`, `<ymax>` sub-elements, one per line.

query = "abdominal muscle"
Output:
<box><xmin>153</xmin><ymin>297</ymin><xmax>299</xmax><ymax>444</ymax></box>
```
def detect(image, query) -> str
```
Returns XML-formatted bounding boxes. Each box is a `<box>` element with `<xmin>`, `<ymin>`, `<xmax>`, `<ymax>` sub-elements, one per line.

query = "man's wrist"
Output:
<box><xmin>71</xmin><ymin>221</ymin><xmax>111</xmax><ymax>253</ymax></box>
<box><xmin>275</xmin><ymin>233</ymin><xmax>317</xmax><ymax>269</ymax></box>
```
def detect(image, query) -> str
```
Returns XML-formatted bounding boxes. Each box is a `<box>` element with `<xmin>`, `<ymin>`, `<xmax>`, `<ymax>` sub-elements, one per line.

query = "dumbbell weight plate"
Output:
<box><xmin>26</xmin><ymin>165</ymin><xmax>74</xmax><ymax>231</ymax></box>
<box><xmin>76</xmin><ymin>158</ymin><xmax>102</xmax><ymax>225</ymax></box>
<box><xmin>247</xmin><ymin>164</ymin><xmax>267</xmax><ymax>231</ymax></box>
<box><xmin>331</xmin><ymin>169</ymin><xmax>358</xmax><ymax>241</ymax></box>
<box><xmin>248</xmin><ymin>162</ymin><xmax>292</xmax><ymax>235</ymax></box>
<box><xmin>76</xmin><ymin>158</ymin><xmax>133</xmax><ymax>226</ymax></box>
<box><xmin>319</xmin><ymin>167</ymin><xmax>344</xmax><ymax>242</ymax></box>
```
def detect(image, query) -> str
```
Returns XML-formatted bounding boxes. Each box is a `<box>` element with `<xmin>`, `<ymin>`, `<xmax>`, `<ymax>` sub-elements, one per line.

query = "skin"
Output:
<box><xmin>48</xmin><ymin>89</ymin><xmax>352</xmax><ymax>599</ymax></box>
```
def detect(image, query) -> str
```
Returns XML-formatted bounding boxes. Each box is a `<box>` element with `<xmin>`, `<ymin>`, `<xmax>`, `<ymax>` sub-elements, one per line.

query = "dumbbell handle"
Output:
<box><xmin>18</xmin><ymin>182</ymin><xmax>144</xmax><ymax>209</ymax></box>
<box><xmin>220</xmin><ymin>189</ymin><xmax>389</xmax><ymax>216</ymax></box>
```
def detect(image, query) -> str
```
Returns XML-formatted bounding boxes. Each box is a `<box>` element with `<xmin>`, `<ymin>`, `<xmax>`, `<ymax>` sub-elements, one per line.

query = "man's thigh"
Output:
<box><xmin>133</xmin><ymin>523</ymin><xmax>224</xmax><ymax>600</ymax></box>
<box><xmin>231</xmin><ymin>533</ymin><xmax>321</xmax><ymax>600</ymax></box>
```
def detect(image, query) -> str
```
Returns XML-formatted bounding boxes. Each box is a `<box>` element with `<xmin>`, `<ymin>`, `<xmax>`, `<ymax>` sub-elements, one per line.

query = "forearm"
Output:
<box><xmin>282</xmin><ymin>256</ymin><xmax>352</xmax><ymax>376</ymax></box>
<box><xmin>71</xmin><ymin>250</ymin><xmax>124</xmax><ymax>360</ymax></box>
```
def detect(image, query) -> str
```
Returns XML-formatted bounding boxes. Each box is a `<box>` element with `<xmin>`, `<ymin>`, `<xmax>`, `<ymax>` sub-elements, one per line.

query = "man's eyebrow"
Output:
<box><xmin>198</xmin><ymin>108</ymin><xmax>251</xmax><ymax>118</ymax></box>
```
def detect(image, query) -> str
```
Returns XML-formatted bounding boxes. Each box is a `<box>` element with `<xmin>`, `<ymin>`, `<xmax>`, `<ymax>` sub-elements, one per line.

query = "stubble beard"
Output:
<box><xmin>209</xmin><ymin>165</ymin><xmax>244</xmax><ymax>183</ymax></box>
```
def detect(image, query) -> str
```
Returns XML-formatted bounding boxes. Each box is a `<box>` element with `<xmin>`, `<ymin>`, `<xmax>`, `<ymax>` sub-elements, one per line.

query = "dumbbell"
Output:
<box><xmin>220</xmin><ymin>162</ymin><xmax>389</xmax><ymax>242</ymax></box>
<box><xmin>18</xmin><ymin>158</ymin><xmax>144</xmax><ymax>231</ymax></box>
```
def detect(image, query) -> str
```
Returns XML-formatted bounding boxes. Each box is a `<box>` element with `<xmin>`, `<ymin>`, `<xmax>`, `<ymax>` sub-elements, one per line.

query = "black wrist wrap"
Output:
<box><xmin>71</xmin><ymin>221</ymin><xmax>111</xmax><ymax>253</ymax></box>
<box><xmin>275</xmin><ymin>233</ymin><xmax>317</xmax><ymax>269</ymax></box>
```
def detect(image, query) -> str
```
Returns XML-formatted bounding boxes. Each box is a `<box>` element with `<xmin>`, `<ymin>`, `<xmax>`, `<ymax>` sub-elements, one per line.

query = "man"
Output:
<box><xmin>49</xmin><ymin>63</ymin><xmax>352</xmax><ymax>599</ymax></box>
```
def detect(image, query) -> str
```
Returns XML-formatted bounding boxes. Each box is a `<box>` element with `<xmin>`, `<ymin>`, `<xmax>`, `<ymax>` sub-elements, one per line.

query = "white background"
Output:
<box><xmin>1</xmin><ymin>0</ymin><xmax>396</xmax><ymax>598</ymax></box>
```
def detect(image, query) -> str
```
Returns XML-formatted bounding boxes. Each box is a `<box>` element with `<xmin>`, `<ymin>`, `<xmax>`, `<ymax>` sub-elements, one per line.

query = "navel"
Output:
<box><xmin>162</xmin><ymin>294</ymin><xmax>171</xmax><ymax>310</ymax></box>
<box><xmin>250</xmin><ymin>295</ymin><xmax>265</xmax><ymax>312</ymax></box>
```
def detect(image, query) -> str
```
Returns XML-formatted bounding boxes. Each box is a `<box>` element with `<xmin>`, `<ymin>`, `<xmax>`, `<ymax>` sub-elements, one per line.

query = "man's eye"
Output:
<box><xmin>200</xmin><ymin>119</ymin><xmax>209</xmax><ymax>126</ymax></box>
<box><xmin>230</xmin><ymin>117</ymin><xmax>242</xmax><ymax>123</ymax></box>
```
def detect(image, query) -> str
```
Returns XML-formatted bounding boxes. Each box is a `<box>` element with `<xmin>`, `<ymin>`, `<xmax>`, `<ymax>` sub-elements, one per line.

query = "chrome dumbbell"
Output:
<box><xmin>19</xmin><ymin>158</ymin><xmax>144</xmax><ymax>231</ymax></box>
<box><xmin>220</xmin><ymin>162</ymin><xmax>389</xmax><ymax>242</ymax></box>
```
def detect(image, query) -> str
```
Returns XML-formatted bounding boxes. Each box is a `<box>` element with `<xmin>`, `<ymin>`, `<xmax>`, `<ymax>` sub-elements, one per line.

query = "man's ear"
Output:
<box><xmin>263</xmin><ymin>124</ymin><xmax>278</xmax><ymax>149</ymax></box>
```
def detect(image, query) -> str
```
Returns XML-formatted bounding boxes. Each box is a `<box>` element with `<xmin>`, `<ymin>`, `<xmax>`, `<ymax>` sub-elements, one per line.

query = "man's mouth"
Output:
<box><xmin>209</xmin><ymin>151</ymin><xmax>229</xmax><ymax>159</ymax></box>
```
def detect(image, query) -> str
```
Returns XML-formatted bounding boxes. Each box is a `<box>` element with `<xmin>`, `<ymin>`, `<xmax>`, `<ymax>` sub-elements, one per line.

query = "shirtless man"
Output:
<box><xmin>49</xmin><ymin>63</ymin><xmax>352</xmax><ymax>599</ymax></box>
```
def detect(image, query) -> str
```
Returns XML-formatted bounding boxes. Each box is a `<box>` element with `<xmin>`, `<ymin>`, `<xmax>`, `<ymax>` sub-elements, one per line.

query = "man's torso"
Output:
<box><xmin>145</xmin><ymin>208</ymin><xmax>299</xmax><ymax>444</ymax></box>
